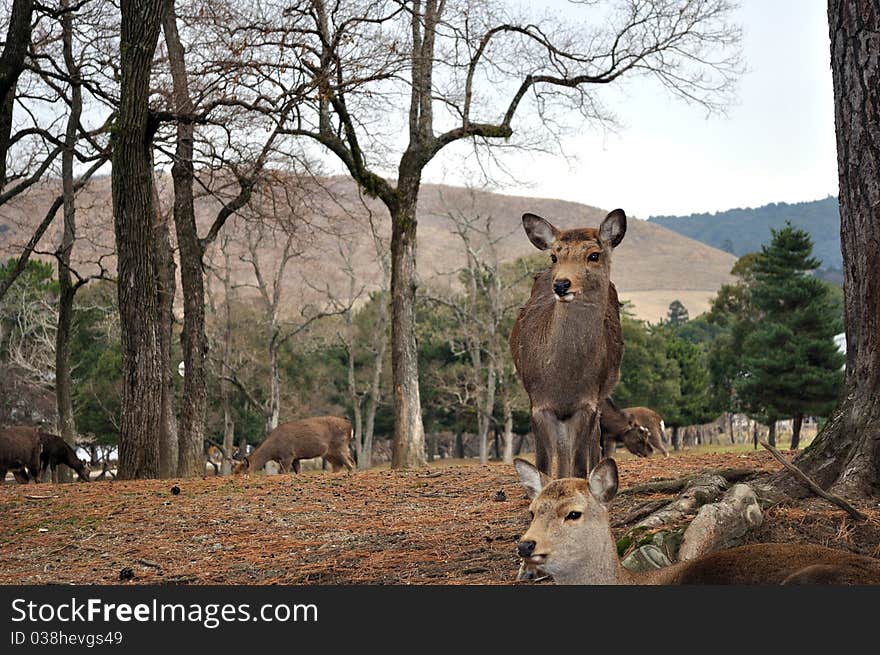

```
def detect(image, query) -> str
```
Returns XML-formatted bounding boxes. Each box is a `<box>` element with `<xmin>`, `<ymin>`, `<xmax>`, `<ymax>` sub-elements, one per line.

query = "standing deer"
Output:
<box><xmin>514</xmin><ymin>458</ymin><xmax>880</xmax><ymax>584</ymax></box>
<box><xmin>509</xmin><ymin>209</ymin><xmax>626</xmax><ymax>478</ymax></box>
<box><xmin>234</xmin><ymin>416</ymin><xmax>355</xmax><ymax>475</ymax></box>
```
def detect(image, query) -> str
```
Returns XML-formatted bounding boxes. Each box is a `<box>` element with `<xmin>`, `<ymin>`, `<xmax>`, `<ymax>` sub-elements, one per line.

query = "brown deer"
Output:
<box><xmin>0</xmin><ymin>426</ymin><xmax>44</xmax><ymax>484</ymax></box>
<box><xmin>624</xmin><ymin>406</ymin><xmax>668</xmax><ymax>457</ymax></box>
<box><xmin>599</xmin><ymin>398</ymin><xmax>653</xmax><ymax>458</ymax></box>
<box><xmin>514</xmin><ymin>458</ymin><xmax>880</xmax><ymax>584</ymax></box>
<box><xmin>509</xmin><ymin>209</ymin><xmax>626</xmax><ymax>478</ymax></box>
<box><xmin>234</xmin><ymin>416</ymin><xmax>355</xmax><ymax>475</ymax></box>
<box><xmin>38</xmin><ymin>432</ymin><xmax>90</xmax><ymax>482</ymax></box>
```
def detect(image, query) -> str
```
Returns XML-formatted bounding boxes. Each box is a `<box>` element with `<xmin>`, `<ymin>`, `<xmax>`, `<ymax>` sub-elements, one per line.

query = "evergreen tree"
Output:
<box><xmin>667</xmin><ymin>299</ymin><xmax>690</xmax><ymax>326</ymax></box>
<box><xmin>662</xmin><ymin>331</ymin><xmax>714</xmax><ymax>450</ymax></box>
<box><xmin>735</xmin><ymin>223</ymin><xmax>844</xmax><ymax>447</ymax></box>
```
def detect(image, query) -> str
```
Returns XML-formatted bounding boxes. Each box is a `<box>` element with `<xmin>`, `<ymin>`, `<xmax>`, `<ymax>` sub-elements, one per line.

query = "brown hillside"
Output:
<box><xmin>0</xmin><ymin>176</ymin><xmax>735</xmax><ymax>322</ymax></box>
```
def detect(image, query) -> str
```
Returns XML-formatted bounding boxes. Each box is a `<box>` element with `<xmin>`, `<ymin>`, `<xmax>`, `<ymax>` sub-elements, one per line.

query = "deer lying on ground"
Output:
<box><xmin>39</xmin><ymin>433</ymin><xmax>90</xmax><ymax>482</ymax></box>
<box><xmin>0</xmin><ymin>426</ymin><xmax>44</xmax><ymax>483</ymax></box>
<box><xmin>514</xmin><ymin>458</ymin><xmax>880</xmax><ymax>584</ymax></box>
<box><xmin>599</xmin><ymin>399</ymin><xmax>652</xmax><ymax>458</ymax></box>
<box><xmin>234</xmin><ymin>416</ymin><xmax>355</xmax><ymax>475</ymax></box>
<box><xmin>509</xmin><ymin>209</ymin><xmax>626</xmax><ymax>479</ymax></box>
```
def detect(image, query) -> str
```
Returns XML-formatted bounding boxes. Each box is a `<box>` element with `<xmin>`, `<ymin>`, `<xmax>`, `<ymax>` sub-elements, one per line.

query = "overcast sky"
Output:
<box><xmin>424</xmin><ymin>0</ymin><xmax>838</xmax><ymax>219</ymax></box>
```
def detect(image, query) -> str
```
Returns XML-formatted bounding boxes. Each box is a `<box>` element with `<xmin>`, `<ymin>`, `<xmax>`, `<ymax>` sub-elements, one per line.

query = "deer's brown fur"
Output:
<box><xmin>0</xmin><ymin>426</ymin><xmax>44</xmax><ymax>483</ymax></box>
<box><xmin>234</xmin><ymin>416</ymin><xmax>354</xmax><ymax>475</ymax></box>
<box><xmin>509</xmin><ymin>209</ymin><xmax>626</xmax><ymax>478</ymax></box>
<box><xmin>514</xmin><ymin>458</ymin><xmax>880</xmax><ymax>585</ymax></box>
<box><xmin>599</xmin><ymin>399</ymin><xmax>652</xmax><ymax>458</ymax></box>
<box><xmin>623</xmin><ymin>406</ymin><xmax>668</xmax><ymax>457</ymax></box>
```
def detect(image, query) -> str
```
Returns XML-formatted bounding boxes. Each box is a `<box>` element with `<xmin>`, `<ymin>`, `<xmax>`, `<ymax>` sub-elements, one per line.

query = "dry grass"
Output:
<box><xmin>5</xmin><ymin>451</ymin><xmax>874</xmax><ymax>586</ymax></box>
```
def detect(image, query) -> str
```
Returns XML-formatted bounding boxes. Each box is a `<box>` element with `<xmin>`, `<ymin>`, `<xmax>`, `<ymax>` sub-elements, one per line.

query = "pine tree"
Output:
<box><xmin>735</xmin><ymin>223</ymin><xmax>844</xmax><ymax>448</ymax></box>
<box><xmin>667</xmin><ymin>299</ymin><xmax>690</xmax><ymax>326</ymax></box>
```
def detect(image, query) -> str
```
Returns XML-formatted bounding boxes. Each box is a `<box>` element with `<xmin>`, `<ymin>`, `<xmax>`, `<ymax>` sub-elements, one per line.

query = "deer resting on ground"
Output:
<box><xmin>509</xmin><ymin>209</ymin><xmax>626</xmax><ymax>479</ymax></box>
<box><xmin>514</xmin><ymin>458</ymin><xmax>880</xmax><ymax>584</ymax></box>
<box><xmin>234</xmin><ymin>416</ymin><xmax>355</xmax><ymax>475</ymax></box>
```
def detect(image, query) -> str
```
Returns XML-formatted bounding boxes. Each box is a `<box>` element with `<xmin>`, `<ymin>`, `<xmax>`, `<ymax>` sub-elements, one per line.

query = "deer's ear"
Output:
<box><xmin>588</xmin><ymin>458</ymin><xmax>619</xmax><ymax>506</ymax></box>
<box><xmin>599</xmin><ymin>209</ymin><xmax>626</xmax><ymax>248</ymax></box>
<box><xmin>515</xmin><ymin>458</ymin><xmax>548</xmax><ymax>499</ymax></box>
<box><xmin>522</xmin><ymin>213</ymin><xmax>559</xmax><ymax>251</ymax></box>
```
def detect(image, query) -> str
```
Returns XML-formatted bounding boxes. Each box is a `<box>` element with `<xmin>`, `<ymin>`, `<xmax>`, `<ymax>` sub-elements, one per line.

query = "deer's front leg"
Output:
<box><xmin>530</xmin><ymin>408</ymin><xmax>559</xmax><ymax>477</ymax></box>
<box><xmin>569</xmin><ymin>405</ymin><xmax>600</xmax><ymax>479</ymax></box>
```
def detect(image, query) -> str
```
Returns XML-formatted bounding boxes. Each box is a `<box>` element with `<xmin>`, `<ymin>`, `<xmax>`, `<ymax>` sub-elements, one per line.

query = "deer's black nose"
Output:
<box><xmin>553</xmin><ymin>279</ymin><xmax>571</xmax><ymax>296</ymax></box>
<box><xmin>517</xmin><ymin>540</ymin><xmax>537</xmax><ymax>558</ymax></box>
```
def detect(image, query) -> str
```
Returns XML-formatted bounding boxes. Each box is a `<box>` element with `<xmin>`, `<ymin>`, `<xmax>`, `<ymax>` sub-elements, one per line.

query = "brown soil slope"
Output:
<box><xmin>0</xmin><ymin>178</ymin><xmax>735</xmax><ymax>322</ymax></box>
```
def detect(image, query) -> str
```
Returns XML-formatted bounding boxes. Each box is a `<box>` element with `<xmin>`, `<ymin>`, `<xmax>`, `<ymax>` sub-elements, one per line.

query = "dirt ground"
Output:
<box><xmin>1</xmin><ymin>451</ymin><xmax>879</xmax><ymax>585</ymax></box>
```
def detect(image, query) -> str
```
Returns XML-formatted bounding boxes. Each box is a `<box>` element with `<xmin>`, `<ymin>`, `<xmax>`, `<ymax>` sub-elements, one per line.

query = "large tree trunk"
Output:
<box><xmin>767</xmin><ymin>420</ymin><xmax>776</xmax><ymax>447</ymax></box>
<box><xmin>54</xmin><ymin>0</ymin><xmax>81</xmax><ymax>482</ymax></box>
<box><xmin>111</xmin><ymin>0</ymin><xmax>167</xmax><ymax>479</ymax></box>
<box><xmin>389</xmin><ymin>186</ymin><xmax>426</xmax><ymax>468</ymax></box>
<box><xmin>0</xmin><ymin>0</ymin><xmax>34</xmax><ymax>190</ymax></box>
<box><xmin>163</xmin><ymin>0</ymin><xmax>206</xmax><ymax>477</ymax></box>
<box><xmin>671</xmin><ymin>426</ymin><xmax>680</xmax><ymax>451</ymax></box>
<box><xmin>773</xmin><ymin>0</ymin><xmax>880</xmax><ymax>496</ymax></box>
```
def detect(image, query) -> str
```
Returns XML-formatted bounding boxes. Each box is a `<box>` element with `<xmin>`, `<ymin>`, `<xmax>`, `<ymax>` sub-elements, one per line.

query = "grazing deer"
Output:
<box><xmin>234</xmin><ymin>416</ymin><xmax>355</xmax><ymax>475</ymax></box>
<box><xmin>0</xmin><ymin>426</ymin><xmax>44</xmax><ymax>483</ymax></box>
<box><xmin>509</xmin><ymin>209</ymin><xmax>626</xmax><ymax>478</ymax></box>
<box><xmin>514</xmin><ymin>458</ymin><xmax>880</xmax><ymax>584</ymax></box>
<box><xmin>624</xmin><ymin>406</ymin><xmax>668</xmax><ymax>457</ymax></box>
<box><xmin>599</xmin><ymin>398</ymin><xmax>653</xmax><ymax>458</ymax></box>
<box><xmin>38</xmin><ymin>432</ymin><xmax>90</xmax><ymax>482</ymax></box>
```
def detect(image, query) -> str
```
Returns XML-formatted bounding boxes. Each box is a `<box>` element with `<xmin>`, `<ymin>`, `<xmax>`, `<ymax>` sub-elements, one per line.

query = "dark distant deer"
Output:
<box><xmin>509</xmin><ymin>209</ymin><xmax>626</xmax><ymax>478</ymax></box>
<box><xmin>0</xmin><ymin>426</ymin><xmax>44</xmax><ymax>483</ymax></box>
<box><xmin>234</xmin><ymin>416</ymin><xmax>355</xmax><ymax>475</ymax></box>
<box><xmin>599</xmin><ymin>398</ymin><xmax>652</xmax><ymax>458</ymax></box>
<box><xmin>38</xmin><ymin>433</ymin><xmax>90</xmax><ymax>482</ymax></box>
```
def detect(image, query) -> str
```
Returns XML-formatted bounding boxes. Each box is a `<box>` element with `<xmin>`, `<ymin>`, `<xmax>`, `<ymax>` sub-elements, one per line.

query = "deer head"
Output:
<box><xmin>522</xmin><ymin>208</ymin><xmax>626</xmax><ymax>303</ymax></box>
<box><xmin>621</xmin><ymin>424</ymin><xmax>654</xmax><ymax>458</ymax></box>
<box><xmin>515</xmin><ymin>457</ymin><xmax>622</xmax><ymax>584</ymax></box>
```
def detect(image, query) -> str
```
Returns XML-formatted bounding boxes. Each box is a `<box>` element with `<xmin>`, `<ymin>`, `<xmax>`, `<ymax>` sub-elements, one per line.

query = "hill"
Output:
<box><xmin>0</xmin><ymin>177</ymin><xmax>737</xmax><ymax>323</ymax></box>
<box><xmin>647</xmin><ymin>196</ymin><xmax>841</xmax><ymax>273</ymax></box>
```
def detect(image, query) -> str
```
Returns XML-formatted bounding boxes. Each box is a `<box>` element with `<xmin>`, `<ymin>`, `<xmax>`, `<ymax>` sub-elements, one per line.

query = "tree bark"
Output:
<box><xmin>502</xmin><ymin>398</ymin><xmax>514</xmax><ymax>464</ymax></box>
<box><xmin>155</xmin><ymin>208</ymin><xmax>178</xmax><ymax>478</ymax></box>
<box><xmin>163</xmin><ymin>0</ymin><xmax>207</xmax><ymax>477</ymax></box>
<box><xmin>0</xmin><ymin>0</ymin><xmax>34</xmax><ymax>190</ymax></box>
<box><xmin>791</xmin><ymin>413</ymin><xmax>803</xmax><ymax>450</ymax></box>
<box><xmin>54</xmin><ymin>0</ymin><xmax>81</xmax><ymax>482</ymax></box>
<box><xmin>111</xmin><ymin>0</ymin><xmax>167</xmax><ymax>479</ymax></box>
<box><xmin>389</xmin><ymin>185</ymin><xmax>426</xmax><ymax>468</ymax></box>
<box><xmin>767</xmin><ymin>420</ymin><xmax>776</xmax><ymax>448</ymax></box>
<box><xmin>771</xmin><ymin>0</ymin><xmax>880</xmax><ymax>496</ymax></box>
<box><xmin>671</xmin><ymin>425</ymin><xmax>680</xmax><ymax>451</ymax></box>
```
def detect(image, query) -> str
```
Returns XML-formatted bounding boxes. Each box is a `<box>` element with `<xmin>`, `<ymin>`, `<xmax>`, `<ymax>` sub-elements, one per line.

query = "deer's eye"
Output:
<box><xmin>550</xmin><ymin>254</ymin><xmax>557</xmax><ymax>263</ymax></box>
<box><xmin>588</xmin><ymin>252</ymin><xmax>600</xmax><ymax>262</ymax></box>
<box><xmin>565</xmin><ymin>511</ymin><xmax>582</xmax><ymax>521</ymax></box>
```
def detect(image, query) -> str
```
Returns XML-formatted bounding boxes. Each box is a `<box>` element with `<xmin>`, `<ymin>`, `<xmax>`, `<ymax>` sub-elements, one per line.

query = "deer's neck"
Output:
<box><xmin>552</xmin><ymin>526</ymin><xmax>686</xmax><ymax>585</ymax></box>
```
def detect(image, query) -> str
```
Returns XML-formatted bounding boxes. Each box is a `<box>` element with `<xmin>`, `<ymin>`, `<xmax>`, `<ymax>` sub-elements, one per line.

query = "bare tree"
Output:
<box><xmin>266</xmin><ymin>0</ymin><xmax>741</xmax><ymax>467</ymax></box>
<box><xmin>426</xmin><ymin>200</ymin><xmax>527</xmax><ymax>464</ymax></box>
<box><xmin>328</xmin><ymin>207</ymin><xmax>390</xmax><ymax>469</ymax></box>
